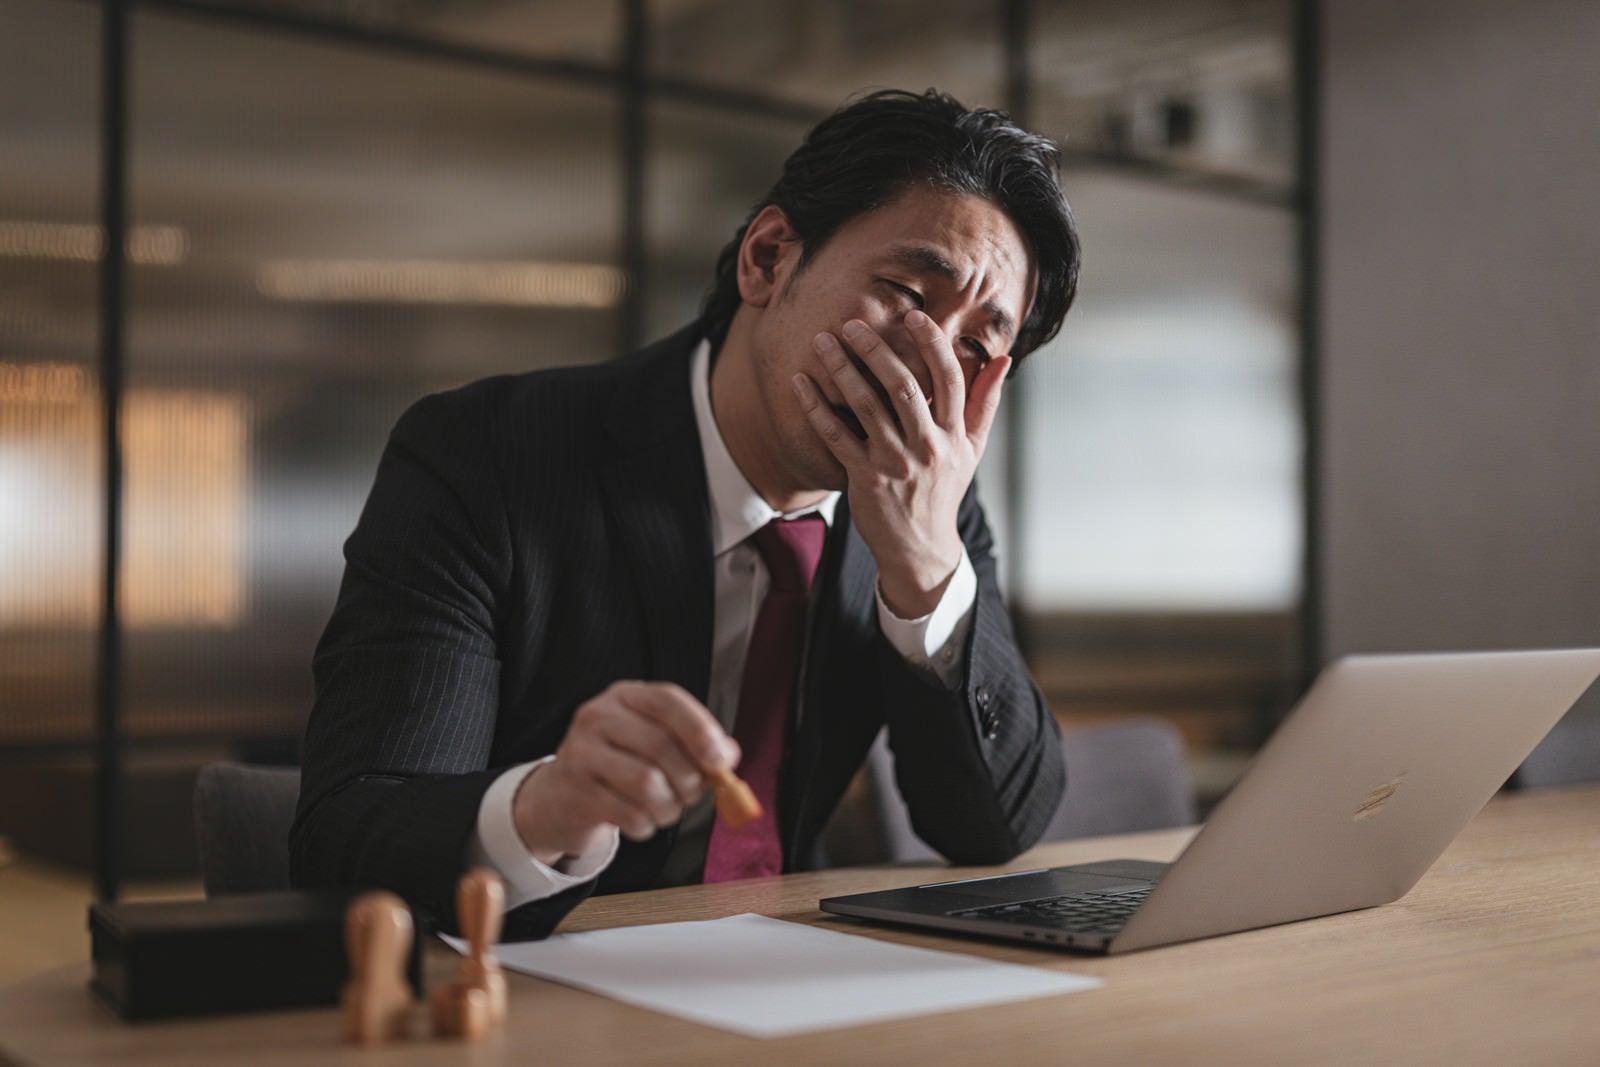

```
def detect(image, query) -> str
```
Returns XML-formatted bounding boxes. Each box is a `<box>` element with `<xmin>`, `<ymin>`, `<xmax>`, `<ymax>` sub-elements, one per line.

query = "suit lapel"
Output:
<box><xmin>598</xmin><ymin>329</ymin><xmax>714</xmax><ymax>703</ymax></box>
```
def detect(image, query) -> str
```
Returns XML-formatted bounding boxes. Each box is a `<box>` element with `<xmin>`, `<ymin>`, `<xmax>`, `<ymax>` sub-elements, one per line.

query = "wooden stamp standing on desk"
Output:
<box><xmin>340</xmin><ymin>891</ymin><xmax>414</xmax><ymax>1046</ymax></box>
<box><xmin>432</xmin><ymin>868</ymin><xmax>507</xmax><ymax>1040</ymax></box>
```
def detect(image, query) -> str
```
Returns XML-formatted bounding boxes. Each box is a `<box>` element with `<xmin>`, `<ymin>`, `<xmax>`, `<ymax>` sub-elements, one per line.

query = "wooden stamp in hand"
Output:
<box><xmin>705</xmin><ymin>767</ymin><xmax>762</xmax><ymax>830</ymax></box>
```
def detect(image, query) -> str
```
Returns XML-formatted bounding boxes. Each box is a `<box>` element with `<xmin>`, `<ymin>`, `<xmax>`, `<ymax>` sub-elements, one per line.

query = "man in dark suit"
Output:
<box><xmin>292</xmin><ymin>89</ymin><xmax>1082</xmax><ymax>940</ymax></box>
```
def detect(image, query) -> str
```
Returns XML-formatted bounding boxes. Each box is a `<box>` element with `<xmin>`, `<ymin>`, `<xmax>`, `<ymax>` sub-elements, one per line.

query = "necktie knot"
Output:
<box><xmin>750</xmin><ymin>516</ymin><xmax>826</xmax><ymax>595</ymax></box>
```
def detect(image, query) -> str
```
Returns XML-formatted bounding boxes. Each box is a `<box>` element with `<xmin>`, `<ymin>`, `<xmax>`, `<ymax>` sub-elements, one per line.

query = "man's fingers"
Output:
<box><xmin>902</xmin><ymin>310</ymin><xmax>967</xmax><ymax>433</ymax></box>
<box><xmin>563</xmin><ymin>727</ymin><xmax>693</xmax><ymax>837</ymax></box>
<box><xmin>606</xmin><ymin>680</ymin><xmax>736</xmax><ymax>776</ymax></box>
<box><xmin>790</xmin><ymin>371</ymin><xmax>867</xmax><ymax>466</ymax></box>
<box><xmin>552</xmin><ymin>680</ymin><xmax>744</xmax><ymax>844</ymax></box>
<box><xmin>518</xmin><ymin>681</ymin><xmax>744</xmax><ymax>856</ymax></box>
<box><xmin>813</xmin><ymin>330</ymin><xmax>904</xmax><ymax>445</ymax></box>
<box><xmin>833</xmin><ymin>321</ymin><xmax>937</xmax><ymax>444</ymax></box>
<box><xmin>584</xmin><ymin>704</ymin><xmax>703</xmax><ymax>804</ymax></box>
<box><xmin>586</xmin><ymin>777</ymin><xmax>662</xmax><ymax>843</ymax></box>
<box><xmin>543</xmin><ymin>752</ymin><xmax>662</xmax><ymax>842</ymax></box>
<box><xmin>590</xmin><ymin>749</ymin><xmax>684</xmax><ymax>835</ymax></box>
<box><xmin>964</xmin><ymin>353</ymin><xmax>1011</xmax><ymax>448</ymax></box>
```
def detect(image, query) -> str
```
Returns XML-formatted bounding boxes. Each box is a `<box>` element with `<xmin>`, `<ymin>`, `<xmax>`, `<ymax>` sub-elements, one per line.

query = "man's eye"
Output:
<box><xmin>885</xmin><ymin>281</ymin><xmax>923</xmax><ymax>308</ymax></box>
<box><xmin>962</xmin><ymin>338</ymin><xmax>991</xmax><ymax>364</ymax></box>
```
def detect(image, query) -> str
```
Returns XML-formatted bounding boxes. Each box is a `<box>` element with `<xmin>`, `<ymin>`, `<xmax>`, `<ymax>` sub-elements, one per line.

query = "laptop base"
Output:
<box><xmin>820</xmin><ymin>859</ymin><xmax>1171</xmax><ymax>954</ymax></box>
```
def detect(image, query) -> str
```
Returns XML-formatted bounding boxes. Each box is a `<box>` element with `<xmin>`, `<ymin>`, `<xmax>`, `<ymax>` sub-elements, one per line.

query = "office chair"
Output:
<box><xmin>1515</xmin><ymin>684</ymin><xmax>1600</xmax><ymax>788</ymax></box>
<box><xmin>867</xmin><ymin>716</ymin><xmax>1197</xmax><ymax>863</ymax></box>
<box><xmin>193</xmin><ymin>762</ymin><xmax>301</xmax><ymax>896</ymax></box>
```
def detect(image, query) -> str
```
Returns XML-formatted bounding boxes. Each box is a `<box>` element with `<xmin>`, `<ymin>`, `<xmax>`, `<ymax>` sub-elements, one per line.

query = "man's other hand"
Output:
<box><xmin>510</xmin><ymin>681</ymin><xmax>739</xmax><ymax>866</ymax></box>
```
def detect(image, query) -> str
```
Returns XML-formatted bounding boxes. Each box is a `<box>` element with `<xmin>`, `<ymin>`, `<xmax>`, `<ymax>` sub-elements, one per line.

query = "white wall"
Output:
<box><xmin>1321</xmin><ymin>0</ymin><xmax>1600</xmax><ymax>658</ymax></box>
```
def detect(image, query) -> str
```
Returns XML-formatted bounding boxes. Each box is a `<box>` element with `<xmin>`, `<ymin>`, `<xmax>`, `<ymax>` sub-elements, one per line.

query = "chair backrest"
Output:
<box><xmin>1041</xmin><ymin>716</ymin><xmax>1198</xmax><ymax>841</ymax></box>
<box><xmin>192</xmin><ymin>762</ymin><xmax>302</xmax><ymax>896</ymax></box>
<box><xmin>1515</xmin><ymin>695</ymin><xmax>1600</xmax><ymax>788</ymax></box>
<box><xmin>868</xmin><ymin>717</ymin><xmax>1197</xmax><ymax>863</ymax></box>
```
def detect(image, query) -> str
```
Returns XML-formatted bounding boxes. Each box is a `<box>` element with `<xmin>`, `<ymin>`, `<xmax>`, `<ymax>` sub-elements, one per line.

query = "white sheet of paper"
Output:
<box><xmin>444</xmin><ymin>913</ymin><xmax>1100</xmax><ymax>1038</ymax></box>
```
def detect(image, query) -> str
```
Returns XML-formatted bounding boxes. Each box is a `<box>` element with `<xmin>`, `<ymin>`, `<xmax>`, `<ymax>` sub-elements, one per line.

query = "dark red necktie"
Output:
<box><xmin>702</xmin><ymin>516</ymin><xmax>826</xmax><ymax>882</ymax></box>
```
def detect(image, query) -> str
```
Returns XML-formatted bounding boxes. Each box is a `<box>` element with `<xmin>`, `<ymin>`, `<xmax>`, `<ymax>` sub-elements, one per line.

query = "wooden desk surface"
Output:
<box><xmin>4</xmin><ymin>784</ymin><xmax>1598</xmax><ymax>1066</ymax></box>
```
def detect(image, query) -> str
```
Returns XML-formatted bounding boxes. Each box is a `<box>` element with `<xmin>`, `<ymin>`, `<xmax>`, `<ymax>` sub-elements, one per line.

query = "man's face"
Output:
<box><xmin>744</xmin><ymin>186</ymin><xmax>1036</xmax><ymax>493</ymax></box>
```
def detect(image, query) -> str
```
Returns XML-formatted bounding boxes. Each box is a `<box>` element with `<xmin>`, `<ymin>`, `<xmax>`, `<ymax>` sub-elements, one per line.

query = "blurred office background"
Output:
<box><xmin>1</xmin><ymin>0</ymin><xmax>1596</xmax><ymax>964</ymax></box>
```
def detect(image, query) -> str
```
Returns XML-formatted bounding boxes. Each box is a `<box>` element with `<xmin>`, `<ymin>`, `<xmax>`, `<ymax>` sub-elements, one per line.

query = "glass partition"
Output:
<box><xmin>0</xmin><ymin>0</ymin><xmax>103</xmax><ymax>744</ymax></box>
<box><xmin>121</xmin><ymin>9</ymin><xmax>622</xmax><ymax>741</ymax></box>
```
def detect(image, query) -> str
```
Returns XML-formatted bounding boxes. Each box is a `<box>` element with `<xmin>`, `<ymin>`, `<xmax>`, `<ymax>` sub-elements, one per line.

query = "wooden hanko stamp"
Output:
<box><xmin>705</xmin><ymin>767</ymin><xmax>762</xmax><ymax>830</ymax></box>
<box><xmin>340</xmin><ymin>891</ymin><xmax>414</xmax><ymax>1046</ymax></box>
<box><xmin>432</xmin><ymin>868</ymin><xmax>508</xmax><ymax>1040</ymax></box>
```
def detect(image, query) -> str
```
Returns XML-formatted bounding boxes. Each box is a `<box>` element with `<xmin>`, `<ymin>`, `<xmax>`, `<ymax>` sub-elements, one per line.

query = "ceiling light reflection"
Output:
<box><xmin>255</xmin><ymin>258</ymin><xmax>627</xmax><ymax>309</ymax></box>
<box><xmin>0</xmin><ymin>221</ymin><xmax>189</xmax><ymax>265</ymax></box>
<box><xmin>0</xmin><ymin>361</ymin><xmax>91</xmax><ymax>403</ymax></box>
<box><xmin>0</xmin><ymin>368</ymin><xmax>248</xmax><ymax>630</ymax></box>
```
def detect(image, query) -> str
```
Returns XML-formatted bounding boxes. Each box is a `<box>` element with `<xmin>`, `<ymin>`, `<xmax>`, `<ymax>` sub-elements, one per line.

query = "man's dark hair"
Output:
<box><xmin>700</xmin><ymin>88</ymin><xmax>1080</xmax><ymax>360</ymax></box>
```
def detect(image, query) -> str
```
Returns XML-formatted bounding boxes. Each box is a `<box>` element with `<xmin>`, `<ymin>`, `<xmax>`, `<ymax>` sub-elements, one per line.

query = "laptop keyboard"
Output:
<box><xmin>950</xmin><ymin>885</ymin><xmax>1154</xmax><ymax>934</ymax></box>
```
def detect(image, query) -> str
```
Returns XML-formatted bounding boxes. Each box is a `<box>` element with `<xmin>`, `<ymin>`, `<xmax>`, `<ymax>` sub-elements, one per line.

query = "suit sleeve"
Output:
<box><xmin>289</xmin><ymin>390</ymin><xmax>593</xmax><ymax>940</ymax></box>
<box><xmin>875</xmin><ymin>485</ymin><xmax>1065</xmax><ymax>864</ymax></box>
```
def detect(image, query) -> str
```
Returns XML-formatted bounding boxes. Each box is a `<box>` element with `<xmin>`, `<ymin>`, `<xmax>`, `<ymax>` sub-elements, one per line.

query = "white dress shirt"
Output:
<box><xmin>469</xmin><ymin>339</ymin><xmax>978</xmax><ymax>909</ymax></box>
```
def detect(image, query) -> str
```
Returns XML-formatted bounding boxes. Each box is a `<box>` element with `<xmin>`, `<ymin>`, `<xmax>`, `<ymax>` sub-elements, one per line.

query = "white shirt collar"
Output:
<box><xmin>690</xmin><ymin>339</ymin><xmax>838</xmax><ymax>556</ymax></box>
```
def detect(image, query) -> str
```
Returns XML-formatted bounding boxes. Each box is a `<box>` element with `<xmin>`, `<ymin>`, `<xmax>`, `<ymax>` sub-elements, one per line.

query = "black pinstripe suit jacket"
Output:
<box><xmin>290</xmin><ymin>323</ymin><xmax>1065</xmax><ymax>940</ymax></box>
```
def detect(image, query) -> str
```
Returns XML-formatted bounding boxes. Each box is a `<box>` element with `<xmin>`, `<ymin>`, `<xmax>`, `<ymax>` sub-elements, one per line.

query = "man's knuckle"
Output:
<box><xmin>562</xmin><ymin>731</ymin><xmax>594</xmax><ymax>763</ymax></box>
<box><xmin>880</xmin><ymin>454</ymin><xmax>911</xmax><ymax>479</ymax></box>
<box><xmin>651</xmin><ymin>785</ymin><xmax>682</xmax><ymax>815</ymax></box>
<box><xmin>614</xmin><ymin>771</ymin><xmax>647</xmax><ymax>802</ymax></box>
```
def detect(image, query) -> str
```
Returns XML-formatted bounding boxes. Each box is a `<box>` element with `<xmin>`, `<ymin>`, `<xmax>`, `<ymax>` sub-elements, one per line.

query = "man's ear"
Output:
<box><xmin>736</xmin><ymin>205</ymin><xmax>800</xmax><ymax>308</ymax></box>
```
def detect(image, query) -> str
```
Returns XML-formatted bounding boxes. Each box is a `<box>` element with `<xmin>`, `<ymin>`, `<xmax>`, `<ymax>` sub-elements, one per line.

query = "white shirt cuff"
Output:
<box><xmin>467</xmin><ymin>757</ymin><xmax>620</xmax><ymax>912</ymax></box>
<box><xmin>875</xmin><ymin>549</ymin><xmax>978</xmax><ymax>689</ymax></box>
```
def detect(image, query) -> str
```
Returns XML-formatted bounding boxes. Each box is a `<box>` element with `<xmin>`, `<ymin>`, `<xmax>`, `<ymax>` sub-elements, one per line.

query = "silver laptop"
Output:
<box><xmin>821</xmin><ymin>648</ymin><xmax>1600</xmax><ymax>954</ymax></box>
